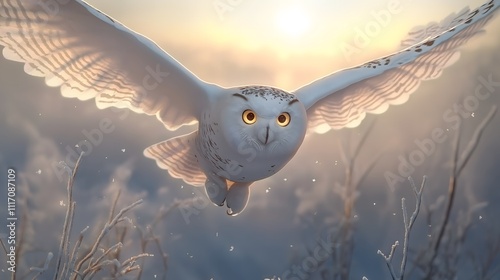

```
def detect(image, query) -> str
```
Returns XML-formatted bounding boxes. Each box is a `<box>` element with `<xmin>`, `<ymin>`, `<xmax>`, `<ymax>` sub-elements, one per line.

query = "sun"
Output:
<box><xmin>275</xmin><ymin>7</ymin><xmax>311</xmax><ymax>39</ymax></box>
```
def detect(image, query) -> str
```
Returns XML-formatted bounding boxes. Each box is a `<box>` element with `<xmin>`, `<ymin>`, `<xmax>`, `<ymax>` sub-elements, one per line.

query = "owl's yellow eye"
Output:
<box><xmin>277</xmin><ymin>112</ymin><xmax>291</xmax><ymax>127</ymax></box>
<box><xmin>242</xmin><ymin>109</ymin><xmax>257</xmax><ymax>125</ymax></box>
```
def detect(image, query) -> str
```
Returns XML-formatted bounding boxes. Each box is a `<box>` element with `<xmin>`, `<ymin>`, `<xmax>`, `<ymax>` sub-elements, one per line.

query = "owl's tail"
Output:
<box><xmin>144</xmin><ymin>131</ymin><xmax>206</xmax><ymax>187</ymax></box>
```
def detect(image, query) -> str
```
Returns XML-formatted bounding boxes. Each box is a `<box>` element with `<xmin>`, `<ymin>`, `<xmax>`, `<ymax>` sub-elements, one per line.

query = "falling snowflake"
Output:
<box><xmin>36</xmin><ymin>169</ymin><xmax>42</xmax><ymax>175</ymax></box>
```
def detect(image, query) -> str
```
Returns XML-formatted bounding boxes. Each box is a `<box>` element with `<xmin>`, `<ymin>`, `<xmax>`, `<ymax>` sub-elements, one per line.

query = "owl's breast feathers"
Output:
<box><xmin>197</xmin><ymin>112</ymin><xmax>233</xmax><ymax>175</ymax></box>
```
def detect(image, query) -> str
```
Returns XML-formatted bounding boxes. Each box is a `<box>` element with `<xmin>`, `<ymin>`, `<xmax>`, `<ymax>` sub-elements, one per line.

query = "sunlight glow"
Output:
<box><xmin>275</xmin><ymin>7</ymin><xmax>311</xmax><ymax>38</ymax></box>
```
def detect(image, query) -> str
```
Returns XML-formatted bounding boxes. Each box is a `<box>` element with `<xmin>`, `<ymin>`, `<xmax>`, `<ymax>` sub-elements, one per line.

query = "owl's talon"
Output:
<box><xmin>205</xmin><ymin>177</ymin><xmax>228</xmax><ymax>206</ymax></box>
<box><xmin>225</xmin><ymin>182</ymin><xmax>251</xmax><ymax>216</ymax></box>
<box><xmin>218</xmin><ymin>199</ymin><xmax>225</xmax><ymax>207</ymax></box>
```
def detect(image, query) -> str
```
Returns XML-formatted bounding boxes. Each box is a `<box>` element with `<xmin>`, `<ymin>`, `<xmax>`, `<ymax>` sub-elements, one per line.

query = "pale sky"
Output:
<box><xmin>85</xmin><ymin>0</ymin><xmax>492</xmax><ymax>90</ymax></box>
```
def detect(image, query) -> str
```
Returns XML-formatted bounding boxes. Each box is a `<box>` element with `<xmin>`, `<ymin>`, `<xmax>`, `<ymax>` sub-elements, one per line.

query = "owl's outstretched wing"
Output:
<box><xmin>0</xmin><ymin>0</ymin><xmax>221</xmax><ymax>130</ymax></box>
<box><xmin>295</xmin><ymin>0</ymin><xmax>499</xmax><ymax>134</ymax></box>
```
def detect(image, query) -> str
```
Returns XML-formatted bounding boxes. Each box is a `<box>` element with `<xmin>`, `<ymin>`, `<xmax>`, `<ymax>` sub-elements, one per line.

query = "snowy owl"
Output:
<box><xmin>0</xmin><ymin>0</ymin><xmax>498</xmax><ymax>215</ymax></box>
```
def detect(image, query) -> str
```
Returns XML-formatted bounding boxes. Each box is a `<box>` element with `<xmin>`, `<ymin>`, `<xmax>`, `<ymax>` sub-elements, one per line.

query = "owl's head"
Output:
<box><xmin>218</xmin><ymin>86</ymin><xmax>307</xmax><ymax>161</ymax></box>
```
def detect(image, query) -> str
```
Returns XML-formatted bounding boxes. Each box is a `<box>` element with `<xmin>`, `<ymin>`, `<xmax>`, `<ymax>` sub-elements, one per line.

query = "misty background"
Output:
<box><xmin>1</xmin><ymin>0</ymin><xmax>500</xmax><ymax>279</ymax></box>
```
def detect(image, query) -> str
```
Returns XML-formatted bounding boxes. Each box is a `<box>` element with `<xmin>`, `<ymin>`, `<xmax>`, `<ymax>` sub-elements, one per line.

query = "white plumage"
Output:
<box><xmin>0</xmin><ymin>0</ymin><xmax>498</xmax><ymax>215</ymax></box>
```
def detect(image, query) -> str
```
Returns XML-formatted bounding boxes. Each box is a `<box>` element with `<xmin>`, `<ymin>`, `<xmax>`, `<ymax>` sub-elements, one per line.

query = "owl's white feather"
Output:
<box><xmin>144</xmin><ymin>131</ymin><xmax>206</xmax><ymax>187</ymax></box>
<box><xmin>295</xmin><ymin>0</ymin><xmax>499</xmax><ymax>134</ymax></box>
<box><xmin>0</xmin><ymin>0</ymin><xmax>222</xmax><ymax>130</ymax></box>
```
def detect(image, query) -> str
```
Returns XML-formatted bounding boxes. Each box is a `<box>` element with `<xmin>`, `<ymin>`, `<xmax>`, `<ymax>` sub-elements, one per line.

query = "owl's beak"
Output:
<box><xmin>258</xmin><ymin>125</ymin><xmax>273</xmax><ymax>145</ymax></box>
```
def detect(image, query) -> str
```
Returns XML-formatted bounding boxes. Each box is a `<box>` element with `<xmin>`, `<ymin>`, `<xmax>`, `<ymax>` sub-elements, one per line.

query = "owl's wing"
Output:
<box><xmin>295</xmin><ymin>0</ymin><xmax>499</xmax><ymax>134</ymax></box>
<box><xmin>0</xmin><ymin>0</ymin><xmax>221</xmax><ymax>130</ymax></box>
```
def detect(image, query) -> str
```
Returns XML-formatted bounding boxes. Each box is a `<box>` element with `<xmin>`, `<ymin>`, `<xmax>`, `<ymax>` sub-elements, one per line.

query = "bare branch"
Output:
<box><xmin>429</xmin><ymin>106</ymin><xmax>497</xmax><ymax>276</ymax></box>
<box><xmin>30</xmin><ymin>252</ymin><xmax>53</xmax><ymax>280</ymax></box>
<box><xmin>53</xmin><ymin>152</ymin><xmax>83</xmax><ymax>280</ymax></box>
<box><xmin>400</xmin><ymin>176</ymin><xmax>426</xmax><ymax>280</ymax></box>
<box><xmin>72</xmin><ymin>198</ymin><xmax>143</xmax><ymax>280</ymax></box>
<box><xmin>378</xmin><ymin>176</ymin><xmax>426</xmax><ymax>280</ymax></box>
<box><xmin>378</xmin><ymin>241</ymin><xmax>399</xmax><ymax>280</ymax></box>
